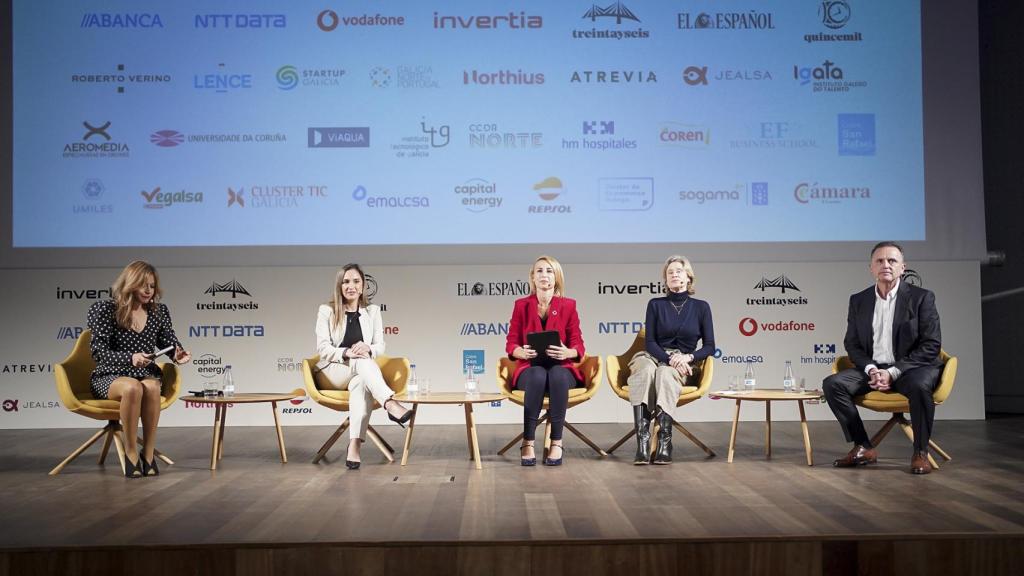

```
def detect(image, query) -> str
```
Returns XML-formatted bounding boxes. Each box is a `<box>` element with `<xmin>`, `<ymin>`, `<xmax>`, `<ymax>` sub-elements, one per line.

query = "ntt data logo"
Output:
<box><xmin>308</xmin><ymin>127</ymin><xmax>370</xmax><ymax>148</ymax></box>
<box><xmin>194</xmin><ymin>14</ymin><xmax>286</xmax><ymax>29</ymax></box>
<box><xmin>739</xmin><ymin>317</ymin><xmax>816</xmax><ymax>337</ymax></box>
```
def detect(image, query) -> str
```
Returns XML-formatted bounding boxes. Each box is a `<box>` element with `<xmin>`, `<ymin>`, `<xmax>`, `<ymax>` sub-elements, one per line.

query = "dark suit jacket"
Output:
<box><xmin>505</xmin><ymin>295</ymin><xmax>586</xmax><ymax>385</ymax></box>
<box><xmin>844</xmin><ymin>282</ymin><xmax>942</xmax><ymax>375</ymax></box>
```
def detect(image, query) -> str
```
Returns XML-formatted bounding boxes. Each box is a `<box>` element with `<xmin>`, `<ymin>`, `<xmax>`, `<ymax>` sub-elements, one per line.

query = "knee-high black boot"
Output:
<box><xmin>654</xmin><ymin>411</ymin><xmax>673</xmax><ymax>464</ymax></box>
<box><xmin>633</xmin><ymin>404</ymin><xmax>652</xmax><ymax>465</ymax></box>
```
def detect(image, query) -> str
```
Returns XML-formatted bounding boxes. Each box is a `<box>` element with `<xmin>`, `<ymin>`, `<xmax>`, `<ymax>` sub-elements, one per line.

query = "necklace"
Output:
<box><xmin>670</xmin><ymin>300</ymin><xmax>687</xmax><ymax>315</ymax></box>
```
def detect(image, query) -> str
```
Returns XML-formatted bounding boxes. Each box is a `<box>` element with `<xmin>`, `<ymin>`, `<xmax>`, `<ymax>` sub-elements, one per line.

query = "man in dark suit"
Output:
<box><xmin>823</xmin><ymin>241</ymin><xmax>943</xmax><ymax>474</ymax></box>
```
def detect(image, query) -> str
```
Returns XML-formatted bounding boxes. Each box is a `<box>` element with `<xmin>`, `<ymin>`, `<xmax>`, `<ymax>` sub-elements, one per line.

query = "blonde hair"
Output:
<box><xmin>529</xmin><ymin>255</ymin><xmax>565</xmax><ymax>297</ymax></box>
<box><xmin>111</xmin><ymin>260</ymin><xmax>161</xmax><ymax>330</ymax></box>
<box><xmin>663</xmin><ymin>255</ymin><xmax>696</xmax><ymax>295</ymax></box>
<box><xmin>329</xmin><ymin>264</ymin><xmax>369</xmax><ymax>331</ymax></box>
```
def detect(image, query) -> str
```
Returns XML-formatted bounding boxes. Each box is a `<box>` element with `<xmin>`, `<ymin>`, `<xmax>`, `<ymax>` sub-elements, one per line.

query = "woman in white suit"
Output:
<box><xmin>315</xmin><ymin>263</ymin><xmax>412</xmax><ymax>469</ymax></box>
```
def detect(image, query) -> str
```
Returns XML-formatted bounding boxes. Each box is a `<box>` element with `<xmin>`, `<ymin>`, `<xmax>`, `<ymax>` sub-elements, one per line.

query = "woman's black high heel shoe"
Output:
<box><xmin>141</xmin><ymin>453</ymin><xmax>160</xmax><ymax>477</ymax></box>
<box><xmin>345</xmin><ymin>459</ymin><xmax>361</xmax><ymax>470</ymax></box>
<box><xmin>124</xmin><ymin>453</ymin><xmax>143</xmax><ymax>478</ymax></box>
<box><xmin>385</xmin><ymin>400</ymin><xmax>413</xmax><ymax>429</ymax></box>
<box><xmin>544</xmin><ymin>444</ymin><xmax>563</xmax><ymax>467</ymax></box>
<box><xmin>521</xmin><ymin>444</ymin><xmax>537</xmax><ymax>467</ymax></box>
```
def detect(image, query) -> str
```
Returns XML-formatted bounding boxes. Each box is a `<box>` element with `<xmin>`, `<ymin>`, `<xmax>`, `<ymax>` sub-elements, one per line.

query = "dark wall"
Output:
<box><xmin>980</xmin><ymin>1</ymin><xmax>1024</xmax><ymax>413</ymax></box>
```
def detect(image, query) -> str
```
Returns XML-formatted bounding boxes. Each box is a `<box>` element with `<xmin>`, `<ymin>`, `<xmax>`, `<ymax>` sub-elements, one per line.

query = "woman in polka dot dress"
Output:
<box><xmin>88</xmin><ymin>260</ymin><xmax>191</xmax><ymax>478</ymax></box>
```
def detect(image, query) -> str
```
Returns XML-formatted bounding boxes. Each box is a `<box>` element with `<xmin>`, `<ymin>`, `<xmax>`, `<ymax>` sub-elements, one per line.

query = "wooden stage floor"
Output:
<box><xmin>2</xmin><ymin>418</ymin><xmax>1023</xmax><ymax>575</ymax></box>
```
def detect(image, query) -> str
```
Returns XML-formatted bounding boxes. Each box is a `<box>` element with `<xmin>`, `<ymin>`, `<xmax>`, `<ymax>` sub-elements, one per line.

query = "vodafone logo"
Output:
<box><xmin>739</xmin><ymin>317</ymin><xmax>758</xmax><ymax>336</ymax></box>
<box><xmin>739</xmin><ymin>317</ymin><xmax>816</xmax><ymax>336</ymax></box>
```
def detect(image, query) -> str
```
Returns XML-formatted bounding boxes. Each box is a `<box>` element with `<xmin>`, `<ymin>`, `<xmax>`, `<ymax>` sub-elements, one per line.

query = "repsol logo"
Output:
<box><xmin>282</xmin><ymin>407</ymin><xmax>313</xmax><ymax>414</ymax></box>
<box><xmin>598</xmin><ymin>321</ymin><xmax>644</xmax><ymax>334</ymax></box>
<box><xmin>188</xmin><ymin>325</ymin><xmax>265</xmax><ymax>337</ymax></box>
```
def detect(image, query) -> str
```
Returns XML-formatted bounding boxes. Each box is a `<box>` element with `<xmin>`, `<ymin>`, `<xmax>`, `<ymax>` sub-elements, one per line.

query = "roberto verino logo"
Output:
<box><xmin>276</xmin><ymin>65</ymin><xmax>299</xmax><ymax>90</ymax></box>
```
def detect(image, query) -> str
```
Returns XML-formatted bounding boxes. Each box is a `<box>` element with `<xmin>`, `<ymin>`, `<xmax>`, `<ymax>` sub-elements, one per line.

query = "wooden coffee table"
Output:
<box><xmin>708</xmin><ymin>388</ymin><xmax>825</xmax><ymax>466</ymax></box>
<box><xmin>179</xmin><ymin>390</ymin><xmax>302</xmax><ymax>470</ymax></box>
<box><xmin>391</xmin><ymin>392</ymin><xmax>505</xmax><ymax>470</ymax></box>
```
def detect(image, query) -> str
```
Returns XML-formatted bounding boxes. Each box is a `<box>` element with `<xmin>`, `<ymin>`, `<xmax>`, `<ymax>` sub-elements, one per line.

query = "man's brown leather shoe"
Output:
<box><xmin>911</xmin><ymin>451</ymin><xmax>933</xmax><ymax>475</ymax></box>
<box><xmin>832</xmin><ymin>445</ymin><xmax>878</xmax><ymax>468</ymax></box>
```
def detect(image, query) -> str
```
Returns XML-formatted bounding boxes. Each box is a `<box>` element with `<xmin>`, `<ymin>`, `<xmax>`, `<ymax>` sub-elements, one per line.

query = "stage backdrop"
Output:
<box><xmin>0</xmin><ymin>260</ymin><xmax>983</xmax><ymax>429</ymax></box>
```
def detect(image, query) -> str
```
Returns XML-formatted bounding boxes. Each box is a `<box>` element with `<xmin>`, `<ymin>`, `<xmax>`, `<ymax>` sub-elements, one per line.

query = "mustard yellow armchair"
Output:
<box><xmin>302</xmin><ymin>354</ymin><xmax>410</xmax><ymax>464</ymax></box>
<box><xmin>50</xmin><ymin>329</ymin><xmax>180</xmax><ymax>475</ymax></box>
<box><xmin>495</xmin><ymin>355</ymin><xmax>606</xmax><ymax>458</ymax></box>
<box><xmin>605</xmin><ymin>329</ymin><xmax>716</xmax><ymax>457</ymax></box>
<box><xmin>832</xmin><ymin>351</ymin><xmax>956</xmax><ymax>469</ymax></box>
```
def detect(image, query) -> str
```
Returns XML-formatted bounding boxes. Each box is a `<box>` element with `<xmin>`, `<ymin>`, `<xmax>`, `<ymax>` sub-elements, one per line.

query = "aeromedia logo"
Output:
<box><xmin>738</xmin><ymin>317</ymin><xmax>815</xmax><ymax>337</ymax></box>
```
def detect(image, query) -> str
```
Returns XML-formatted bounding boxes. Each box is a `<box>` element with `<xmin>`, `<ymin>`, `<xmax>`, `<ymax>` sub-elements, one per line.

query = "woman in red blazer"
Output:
<box><xmin>505</xmin><ymin>255</ymin><xmax>586</xmax><ymax>466</ymax></box>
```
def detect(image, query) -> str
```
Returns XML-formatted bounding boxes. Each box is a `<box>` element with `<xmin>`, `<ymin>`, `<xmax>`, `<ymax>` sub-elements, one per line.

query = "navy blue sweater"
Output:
<box><xmin>644</xmin><ymin>292</ymin><xmax>715</xmax><ymax>364</ymax></box>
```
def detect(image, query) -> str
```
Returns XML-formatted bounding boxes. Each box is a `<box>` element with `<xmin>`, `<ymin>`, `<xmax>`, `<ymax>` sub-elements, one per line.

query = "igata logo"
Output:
<box><xmin>739</xmin><ymin>317</ymin><xmax>816</xmax><ymax>336</ymax></box>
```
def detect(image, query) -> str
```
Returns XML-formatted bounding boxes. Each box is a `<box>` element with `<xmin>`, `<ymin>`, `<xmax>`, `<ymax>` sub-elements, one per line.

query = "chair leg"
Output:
<box><xmin>136</xmin><ymin>437</ymin><xmax>174</xmax><ymax>466</ymax></box>
<box><xmin>497</xmin><ymin>413</ymin><xmax>548</xmax><ymax>455</ymax></box>
<box><xmin>366</xmin><ymin>426</ymin><xmax>394</xmax><ymax>462</ymax></box>
<box><xmin>929</xmin><ymin>439</ymin><xmax>952</xmax><ymax>462</ymax></box>
<box><xmin>313</xmin><ymin>418</ymin><xmax>350</xmax><ymax>464</ymax></box>
<box><xmin>98</xmin><ymin>428</ymin><xmax>114</xmax><ymax>465</ymax></box>
<box><xmin>898</xmin><ymin>418</ymin><xmax>940</xmax><ymax>470</ymax></box>
<box><xmin>673</xmin><ymin>421</ymin><xmax>716</xmax><ymax>457</ymax></box>
<box><xmin>543</xmin><ymin>418</ymin><xmax>552</xmax><ymax>459</ymax></box>
<box><xmin>869</xmin><ymin>414</ymin><xmax>901</xmax><ymax>448</ymax></box>
<box><xmin>369</xmin><ymin>425</ymin><xmax>394</xmax><ymax>454</ymax></box>
<box><xmin>49</xmin><ymin>425</ymin><xmax>110</xmax><ymax>475</ymax></box>
<box><xmin>606</xmin><ymin>427</ymin><xmax>636</xmax><ymax>454</ymax></box>
<box><xmin>563</xmin><ymin>422</ymin><xmax>609</xmax><ymax>457</ymax></box>
<box><xmin>111</xmin><ymin>426</ymin><xmax>128</xmax><ymax>474</ymax></box>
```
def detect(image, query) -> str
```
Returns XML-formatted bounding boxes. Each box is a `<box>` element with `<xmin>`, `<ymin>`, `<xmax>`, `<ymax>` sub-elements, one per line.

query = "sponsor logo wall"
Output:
<box><xmin>0</xmin><ymin>262</ymin><xmax>984</xmax><ymax>428</ymax></box>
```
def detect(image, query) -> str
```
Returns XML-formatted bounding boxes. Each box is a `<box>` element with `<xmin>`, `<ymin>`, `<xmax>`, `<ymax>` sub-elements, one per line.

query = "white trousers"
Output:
<box><xmin>317</xmin><ymin>358</ymin><xmax>393</xmax><ymax>441</ymax></box>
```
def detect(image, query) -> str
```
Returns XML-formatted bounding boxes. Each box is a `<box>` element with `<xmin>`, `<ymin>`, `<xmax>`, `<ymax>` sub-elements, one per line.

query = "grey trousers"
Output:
<box><xmin>627</xmin><ymin>350</ymin><xmax>689</xmax><ymax>417</ymax></box>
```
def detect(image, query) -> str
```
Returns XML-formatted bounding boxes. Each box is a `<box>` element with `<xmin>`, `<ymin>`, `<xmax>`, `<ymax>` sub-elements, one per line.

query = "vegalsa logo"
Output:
<box><xmin>141</xmin><ymin>187</ymin><xmax>204</xmax><ymax>209</ymax></box>
<box><xmin>793</xmin><ymin>182</ymin><xmax>871</xmax><ymax>204</ymax></box>
<box><xmin>198</xmin><ymin>280</ymin><xmax>258</xmax><ymax>311</ymax></box>
<box><xmin>739</xmin><ymin>317</ymin><xmax>816</xmax><ymax>336</ymax></box>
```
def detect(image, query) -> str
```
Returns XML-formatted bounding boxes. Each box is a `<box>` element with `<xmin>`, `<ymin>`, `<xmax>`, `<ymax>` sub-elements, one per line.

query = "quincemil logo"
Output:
<box><xmin>433</xmin><ymin>11</ymin><xmax>542</xmax><ymax>30</ymax></box>
<box><xmin>457</xmin><ymin>280</ymin><xmax>530</xmax><ymax>296</ymax></box>
<box><xmin>730</xmin><ymin>122</ymin><xmax>819</xmax><ymax>151</ymax></box>
<box><xmin>80</xmin><ymin>13</ymin><xmax>163</xmax><ymax>29</ymax></box>
<box><xmin>194</xmin><ymin>13</ymin><xmax>286</xmax><ymax>29</ymax></box>
<box><xmin>598</xmin><ymin>321</ymin><xmax>644</xmax><ymax>334</ymax></box>
<box><xmin>806</xmin><ymin>1</ymin><xmax>862</xmax><ymax>43</ymax></box>
<box><xmin>599</xmin><ymin>178</ymin><xmax>653</xmax><ymax>211</ymax></box>
<box><xmin>802</xmin><ymin>343</ymin><xmax>837</xmax><ymax>366</ymax></box>
<box><xmin>317</xmin><ymin>9</ymin><xmax>405</xmax><ymax>31</ymax></box>
<box><xmin>570</xmin><ymin>70</ymin><xmax>656</xmax><ymax>84</ymax></box>
<box><xmin>194</xmin><ymin>353</ymin><xmax>226</xmax><ymax>379</ymax></box>
<box><xmin>63</xmin><ymin>121</ymin><xmax>129</xmax><ymax>159</ymax></box>
<box><xmin>150</xmin><ymin>129</ymin><xmax>286</xmax><ymax>146</ymax></box>
<box><xmin>793</xmin><ymin>182</ymin><xmax>871</xmax><ymax>204</ymax></box>
<box><xmin>713</xmin><ymin>348</ymin><xmax>765</xmax><ymax>364</ymax></box>
<box><xmin>70</xmin><ymin>64</ymin><xmax>171</xmax><ymax>94</ymax></box>
<box><xmin>464</xmin><ymin>69</ymin><xmax>543</xmax><ymax>86</ymax></box>
<box><xmin>748</xmin><ymin>275</ymin><xmax>809</xmax><ymax>306</ymax></box>
<box><xmin>276</xmin><ymin>65</ymin><xmax>346</xmax><ymax>90</ymax></box>
<box><xmin>793</xmin><ymin>61</ymin><xmax>866</xmax><ymax>93</ymax></box>
<box><xmin>838</xmin><ymin>114</ymin><xmax>875</xmax><ymax>156</ymax></box>
<box><xmin>308</xmin><ymin>127</ymin><xmax>370</xmax><ymax>148</ymax></box>
<box><xmin>371</xmin><ymin>66</ymin><xmax>439</xmax><ymax>89</ymax></box>
<box><xmin>677</xmin><ymin>10</ymin><xmax>775</xmax><ymax>30</ymax></box>
<box><xmin>658</xmin><ymin>122</ymin><xmax>711</xmax><ymax>149</ymax></box>
<box><xmin>469</xmin><ymin>123</ymin><xmax>543</xmax><ymax>149</ymax></box>
<box><xmin>738</xmin><ymin>317</ymin><xmax>816</xmax><ymax>337</ymax></box>
<box><xmin>75</xmin><ymin>178</ymin><xmax>113</xmax><ymax>215</ymax></box>
<box><xmin>141</xmin><ymin>187</ymin><xmax>204</xmax><ymax>209</ymax></box>
<box><xmin>455</xmin><ymin>179</ymin><xmax>503</xmax><ymax>213</ymax></box>
<box><xmin>197</xmin><ymin>280</ymin><xmax>258</xmax><ymax>311</ymax></box>
<box><xmin>351</xmin><ymin>185</ymin><xmax>430</xmax><ymax>209</ymax></box>
<box><xmin>226</xmin><ymin>185</ymin><xmax>328</xmax><ymax>209</ymax></box>
<box><xmin>573</xmin><ymin>2</ymin><xmax>648</xmax><ymax>40</ymax></box>
<box><xmin>460</xmin><ymin>322</ymin><xmax>510</xmax><ymax>336</ymax></box>
<box><xmin>529</xmin><ymin>177</ymin><xmax>571</xmax><ymax>214</ymax></box>
<box><xmin>563</xmin><ymin>121</ymin><xmax>637</xmax><ymax>151</ymax></box>
<box><xmin>193</xmin><ymin>63</ymin><xmax>253</xmax><ymax>93</ymax></box>
<box><xmin>392</xmin><ymin>119</ymin><xmax>449</xmax><ymax>159</ymax></box>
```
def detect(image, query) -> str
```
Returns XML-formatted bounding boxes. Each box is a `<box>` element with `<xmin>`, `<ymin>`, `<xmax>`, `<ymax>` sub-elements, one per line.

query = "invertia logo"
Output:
<box><xmin>433</xmin><ymin>12</ymin><xmax>542</xmax><ymax>29</ymax></box>
<box><xmin>597</xmin><ymin>282</ymin><xmax>665</xmax><ymax>295</ymax></box>
<box><xmin>739</xmin><ymin>317</ymin><xmax>816</xmax><ymax>337</ymax></box>
<box><xmin>57</xmin><ymin>286</ymin><xmax>112</xmax><ymax>300</ymax></box>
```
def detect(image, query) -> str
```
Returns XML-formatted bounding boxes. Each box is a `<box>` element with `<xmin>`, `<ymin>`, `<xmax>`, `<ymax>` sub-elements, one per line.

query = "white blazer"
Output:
<box><xmin>315</xmin><ymin>303</ymin><xmax>385</xmax><ymax>370</ymax></box>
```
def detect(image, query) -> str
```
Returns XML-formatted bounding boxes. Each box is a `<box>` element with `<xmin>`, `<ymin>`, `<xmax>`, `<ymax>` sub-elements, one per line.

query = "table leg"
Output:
<box><xmin>464</xmin><ymin>404</ymin><xmax>474</xmax><ymax>460</ymax></box>
<box><xmin>465</xmin><ymin>403</ymin><xmax>483</xmax><ymax>470</ymax></box>
<box><xmin>210</xmin><ymin>404</ymin><xmax>223</xmax><ymax>471</ymax></box>
<box><xmin>218</xmin><ymin>404</ymin><xmax>228</xmax><ymax>460</ymax></box>
<box><xmin>400</xmin><ymin>403</ymin><xmax>419</xmax><ymax>466</ymax></box>
<box><xmin>799</xmin><ymin>401</ymin><xmax>813</xmax><ymax>466</ymax></box>
<box><xmin>765</xmin><ymin>401</ymin><xmax>772</xmax><ymax>459</ymax></box>
<box><xmin>272</xmin><ymin>401</ymin><xmax>287</xmax><ymax>464</ymax></box>
<box><xmin>727</xmin><ymin>399</ymin><xmax>741</xmax><ymax>463</ymax></box>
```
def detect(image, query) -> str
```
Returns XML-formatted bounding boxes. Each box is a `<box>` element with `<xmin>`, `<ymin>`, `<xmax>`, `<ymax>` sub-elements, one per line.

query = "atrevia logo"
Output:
<box><xmin>573</xmin><ymin>2</ymin><xmax>649</xmax><ymax>40</ymax></box>
<box><xmin>460</xmin><ymin>322</ymin><xmax>510</xmax><ymax>336</ymax></box>
<box><xmin>528</xmin><ymin>177</ymin><xmax>571</xmax><ymax>214</ymax></box>
<box><xmin>739</xmin><ymin>317</ymin><xmax>816</xmax><ymax>337</ymax></box>
<box><xmin>658</xmin><ymin>122</ymin><xmax>711</xmax><ymax>149</ymax></box>
<box><xmin>194</xmin><ymin>14</ymin><xmax>286</xmax><ymax>29</ymax></box>
<box><xmin>802</xmin><ymin>343</ymin><xmax>838</xmax><ymax>366</ymax></box>
<box><xmin>433</xmin><ymin>11</ymin><xmax>543</xmax><ymax>30</ymax></box>
<box><xmin>308</xmin><ymin>127</ymin><xmax>370</xmax><ymax>148</ymax></box>
<box><xmin>570</xmin><ymin>70</ymin><xmax>656</xmax><ymax>84</ymax></box>
<box><xmin>793</xmin><ymin>182</ymin><xmax>871</xmax><ymax>204</ymax></box>
<box><xmin>748</xmin><ymin>275</ymin><xmax>809</xmax><ymax>306</ymax></box>
<box><xmin>81</xmin><ymin>13</ymin><xmax>163</xmax><ymax>29</ymax></box>
<box><xmin>457</xmin><ymin>281</ymin><xmax>531</xmax><ymax>297</ymax></box>
<box><xmin>463</xmin><ymin>350</ymin><xmax>485</xmax><ymax>375</ymax></box>
<box><xmin>599</xmin><ymin>178</ymin><xmax>653</xmax><ymax>211</ymax></box>
<box><xmin>188</xmin><ymin>325</ymin><xmax>266</xmax><ymax>338</ymax></box>
<box><xmin>713</xmin><ymin>348</ymin><xmax>765</xmax><ymax>364</ymax></box>
<box><xmin>193</xmin><ymin>63</ymin><xmax>253</xmax><ymax>93</ymax></box>
<box><xmin>351</xmin><ymin>185</ymin><xmax>429</xmax><ymax>209</ymax></box>
<box><xmin>598</xmin><ymin>321</ymin><xmax>644</xmax><ymax>334</ymax></box>
<box><xmin>198</xmin><ymin>280</ymin><xmax>258</xmax><ymax>311</ymax></box>
<box><xmin>838</xmin><ymin>114</ymin><xmax>876</xmax><ymax>156</ymax></box>
<box><xmin>140</xmin><ymin>187</ymin><xmax>204</xmax><ymax>209</ymax></box>
<box><xmin>455</xmin><ymin>179</ymin><xmax>502</xmax><ymax>213</ymax></box>
<box><xmin>677</xmin><ymin>11</ymin><xmax>775</xmax><ymax>30</ymax></box>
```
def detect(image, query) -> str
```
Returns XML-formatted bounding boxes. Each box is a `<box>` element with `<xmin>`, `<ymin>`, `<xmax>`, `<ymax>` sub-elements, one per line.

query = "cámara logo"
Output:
<box><xmin>197</xmin><ymin>280</ymin><xmax>259</xmax><ymax>311</ymax></box>
<box><xmin>793</xmin><ymin>182</ymin><xmax>871</xmax><ymax>204</ymax></box>
<box><xmin>573</xmin><ymin>2</ymin><xmax>648</xmax><ymax>40</ymax></box>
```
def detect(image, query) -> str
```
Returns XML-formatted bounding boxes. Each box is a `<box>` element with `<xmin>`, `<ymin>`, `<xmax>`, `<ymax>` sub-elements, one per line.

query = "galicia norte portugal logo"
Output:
<box><xmin>739</xmin><ymin>317</ymin><xmax>815</xmax><ymax>336</ymax></box>
<box><xmin>574</xmin><ymin>2</ymin><xmax>648</xmax><ymax>40</ymax></box>
<box><xmin>793</xmin><ymin>182</ymin><xmax>871</xmax><ymax>204</ymax></box>
<box><xmin>748</xmin><ymin>275</ymin><xmax>808</xmax><ymax>306</ymax></box>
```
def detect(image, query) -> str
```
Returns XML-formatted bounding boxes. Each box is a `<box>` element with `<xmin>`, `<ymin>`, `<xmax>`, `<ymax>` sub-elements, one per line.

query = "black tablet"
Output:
<box><xmin>526</xmin><ymin>330</ymin><xmax>561</xmax><ymax>368</ymax></box>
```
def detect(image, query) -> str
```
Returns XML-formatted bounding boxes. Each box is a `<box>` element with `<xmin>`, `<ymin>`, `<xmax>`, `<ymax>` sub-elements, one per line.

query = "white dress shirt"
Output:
<box><xmin>866</xmin><ymin>280</ymin><xmax>902</xmax><ymax>380</ymax></box>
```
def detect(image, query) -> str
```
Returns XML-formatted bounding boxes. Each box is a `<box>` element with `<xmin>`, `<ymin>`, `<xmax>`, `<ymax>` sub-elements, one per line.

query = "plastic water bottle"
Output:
<box><xmin>464</xmin><ymin>366</ymin><xmax>479</xmax><ymax>398</ymax></box>
<box><xmin>222</xmin><ymin>365</ymin><xmax>235</xmax><ymax>397</ymax></box>
<box><xmin>743</xmin><ymin>361</ymin><xmax>756</xmax><ymax>392</ymax></box>
<box><xmin>407</xmin><ymin>363</ymin><xmax>419</xmax><ymax>398</ymax></box>
<box><xmin>783</xmin><ymin>361</ymin><xmax>795</xmax><ymax>393</ymax></box>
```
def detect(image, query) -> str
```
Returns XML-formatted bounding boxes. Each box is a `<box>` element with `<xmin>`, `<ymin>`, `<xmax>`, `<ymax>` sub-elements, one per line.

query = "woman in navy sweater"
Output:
<box><xmin>627</xmin><ymin>256</ymin><xmax>715</xmax><ymax>465</ymax></box>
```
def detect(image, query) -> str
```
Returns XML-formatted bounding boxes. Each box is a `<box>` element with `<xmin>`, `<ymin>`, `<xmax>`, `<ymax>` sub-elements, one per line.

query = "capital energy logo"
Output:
<box><xmin>80</xmin><ymin>13</ymin><xmax>164</xmax><ymax>29</ymax></box>
<box><xmin>837</xmin><ymin>114</ymin><xmax>875</xmax><ymax>156</ymax></box>
<box><xmin>563</xmin><ymin>120</ymin><xmax>637</xmax><ymax>151</ymax></box>
<box><xmin>793</xmin><ymin>60</ymin><xmax>866</xmax><ymax>93</ymax></box>
<box><xmin>194</xmin><ymin>13</ymin><xmax>286</xmax><ymax>29</ymax></box>
<box><xmin>748</xmin><ymin>275</ymin><xmax>808</xmax><ymax>306</ymax></box>
<box><xmin>318</xmin><ymin>9</ymin><xmax>405</xmax><ymax>31</ymax></box>
<box><xmin>739</xmin><ymin>317</ymin><xmax>816</xmax><ymax>337</ymax></box>
<box><xmin>308</xmin><ymin>127</ymin><xmax>370</xmax><ymax>148</ymax></box>
<box><xmin>194</xmin><ymin>353</ymin><xmax>226</xmax><ymax>379</ymax></box>
<box><xmin>197</xmin><ymin>280</ymin><xmax>258</xmax><ymax>311</ymax></box>
<box><xmin>658</xmin><ymin>122</ymin><xmax>711</xmax><ymax>149</ymax></box>
<box><xmin>573</xmin><ymin>2</ymin><xmax>648</xmax><ymax>40</ymax></box>
<box><xmin>455</xmin><ymin>178</ymin><xmax>503</xmax><ymax>213</ymax></box>
<box><xmin>806</xmin><ymin>1</ymin><xmax>862</xmax><ymax>43</ymax></box>
<box><xmin>468</xmin><ymin>123</ymin><xmax>543</xmax><ymax>149</ymax></box>
<box><xmin>433</xmin><ymin>11</ymin><xmax>542</xmax><ymax>30</ymax></box>
<box><xmin>793</xmin><ymin>182</ymin><xmax>871</xmax><ymax>204</ymax></box>
<box><xmin>70</xmin><ymin>63</ymin><xmax>171</xmax><ymax>94</ymax></box>
<box><xmin>141</xmin><ymin>187</ymin><xmax>204</xmax><ymax>209</ymax></box>
<box><xmin>75</xmin><ymin>178</ymin><xmax>114</xmax><ymax>215</ymax></box>
<box><xmin>193</xmin><ymin>63</ymin><xmax>253</xmax><ymax>93</ymax></box>
<box><xmin>528</xmin><ymin>177</ymin><xmax>571</xmax><ymax>214</ymax></box>
<box><xmin>677</xmin><ymin>10</ymin><xmax>775</xmax><ymax>30</ymax></box>
<box><xmin>63</xmin><ymin>121</ymin><xmax>129</xmax><ymax>159</ymax></box>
